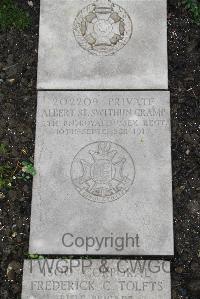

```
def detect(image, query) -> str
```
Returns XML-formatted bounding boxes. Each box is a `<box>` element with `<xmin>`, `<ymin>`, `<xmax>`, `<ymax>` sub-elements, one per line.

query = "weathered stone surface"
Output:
<box><xmin>22</xmin><ymin>259</ymin><xmax>171</xmax><ymax>298</ymax></box>
<box><xmin>29</xmin><ymin>91</ymin><xmax>173</xmax><ymax>255</ymax></box>
<box><xmin>37</xmin><ymin>0</ymin><xmax>168</xmax><ymax>89</ymax></box>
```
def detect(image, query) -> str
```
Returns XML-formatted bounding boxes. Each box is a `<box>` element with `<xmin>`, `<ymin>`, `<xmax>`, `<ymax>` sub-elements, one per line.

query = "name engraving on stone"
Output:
<box><xmin>22</xmin><ymin>260</ymin><xmax>170</xmax><ymax>299</ymax></box>
<box><xmin>40</xmin><ymin>96</ymin><xmax>168</xmax><ymax>137</ymax></box>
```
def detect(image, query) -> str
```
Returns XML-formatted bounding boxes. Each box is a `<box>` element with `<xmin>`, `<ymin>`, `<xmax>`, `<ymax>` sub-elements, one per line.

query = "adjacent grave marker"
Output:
<box><xmin>37</xmin><ymin>0</ymin><xmax>168</xmax><ymax>89</ymax></box>
<box><xmin>29</xmin><ymin>91</ymin><xmax>173</xmax><ymax>255</ymax></box>
<box><xmin>22</xmin><ymin>259</ymin><xmax>171</xmax><ymax>298</ymax></box>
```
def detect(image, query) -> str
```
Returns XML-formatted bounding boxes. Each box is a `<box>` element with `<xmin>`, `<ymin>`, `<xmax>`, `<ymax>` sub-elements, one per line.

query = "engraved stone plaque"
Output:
<box><xmin>29</xmin><ymin>91</ymin><xmax>173</xmax><ymax>255</ymax></box>
<box><xmin>22</xmin><ymin>259</ymin><xmax>171</xmax><ymax>299</ymax></box>
<box><xmin>37</xmin><ymin>0</ymin><xmax>168</xmax><ymax>89</ymax></box>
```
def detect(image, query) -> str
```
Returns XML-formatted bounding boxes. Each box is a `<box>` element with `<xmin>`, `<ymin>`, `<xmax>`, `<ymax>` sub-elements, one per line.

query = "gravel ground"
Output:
<box><xmin>0</xmin><ymin>1</ymin><xmax>200</xmax><ymax>298</ymax></box>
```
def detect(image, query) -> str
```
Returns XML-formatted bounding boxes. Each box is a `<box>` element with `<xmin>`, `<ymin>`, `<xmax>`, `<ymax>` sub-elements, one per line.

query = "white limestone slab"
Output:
<box><xmin>22</xmin><ymin>259</ymin><xmax>171</xmax><ymax>298</ymax></box>
<box><xmin>29</xmin><ymin>91</ymin><xmax>173</xmax><ymax>255</ymax></box>
<box><xmin>37</xmin><ymin>0</ymin><xmax>168</xmax><ymax>90</ymax></box>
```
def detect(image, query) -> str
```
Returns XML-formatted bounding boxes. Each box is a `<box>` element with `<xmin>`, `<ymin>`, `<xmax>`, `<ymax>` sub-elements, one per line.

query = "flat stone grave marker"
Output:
<box><xmin>22</xmin><ymin>259</ymin><xmax>171</xmax><ymax>298</ymax></box>
<box><xmin>37</xmin><ymin>0</ymin><xmax>168</xmax><ymax>90</ymax></box>
<box><xmin>29</xmin><ymin>90</ymin><xmax>173</xmax><ymax>255</ymax></box>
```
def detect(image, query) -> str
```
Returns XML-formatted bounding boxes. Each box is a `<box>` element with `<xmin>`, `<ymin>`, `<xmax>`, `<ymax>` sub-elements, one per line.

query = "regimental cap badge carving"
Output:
<box><xmin>71</xmin><ymin>141</ymin><xmax>135</xmax><ymax>203</ymax></box>
<box><xmin>73</xmin><ymin>0</ymin><xmax>133</xmax><ymax>56</ymax></box>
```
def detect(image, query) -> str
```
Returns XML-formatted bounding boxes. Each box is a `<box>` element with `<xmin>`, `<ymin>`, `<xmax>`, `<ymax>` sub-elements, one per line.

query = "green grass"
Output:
<box><xmin>183</xmin><ymin>0</ymin><xmax>200</xmax><ymax>24</ymax></box>
<box><xmin>0</xmin><ymin>0</ymin><xmax>30</xmax><ymax>30</ymax></box>
<box><xmin>27</xmin><ymin>254</ymin><xmax>45</xmax><ymax>260</ymax></box>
